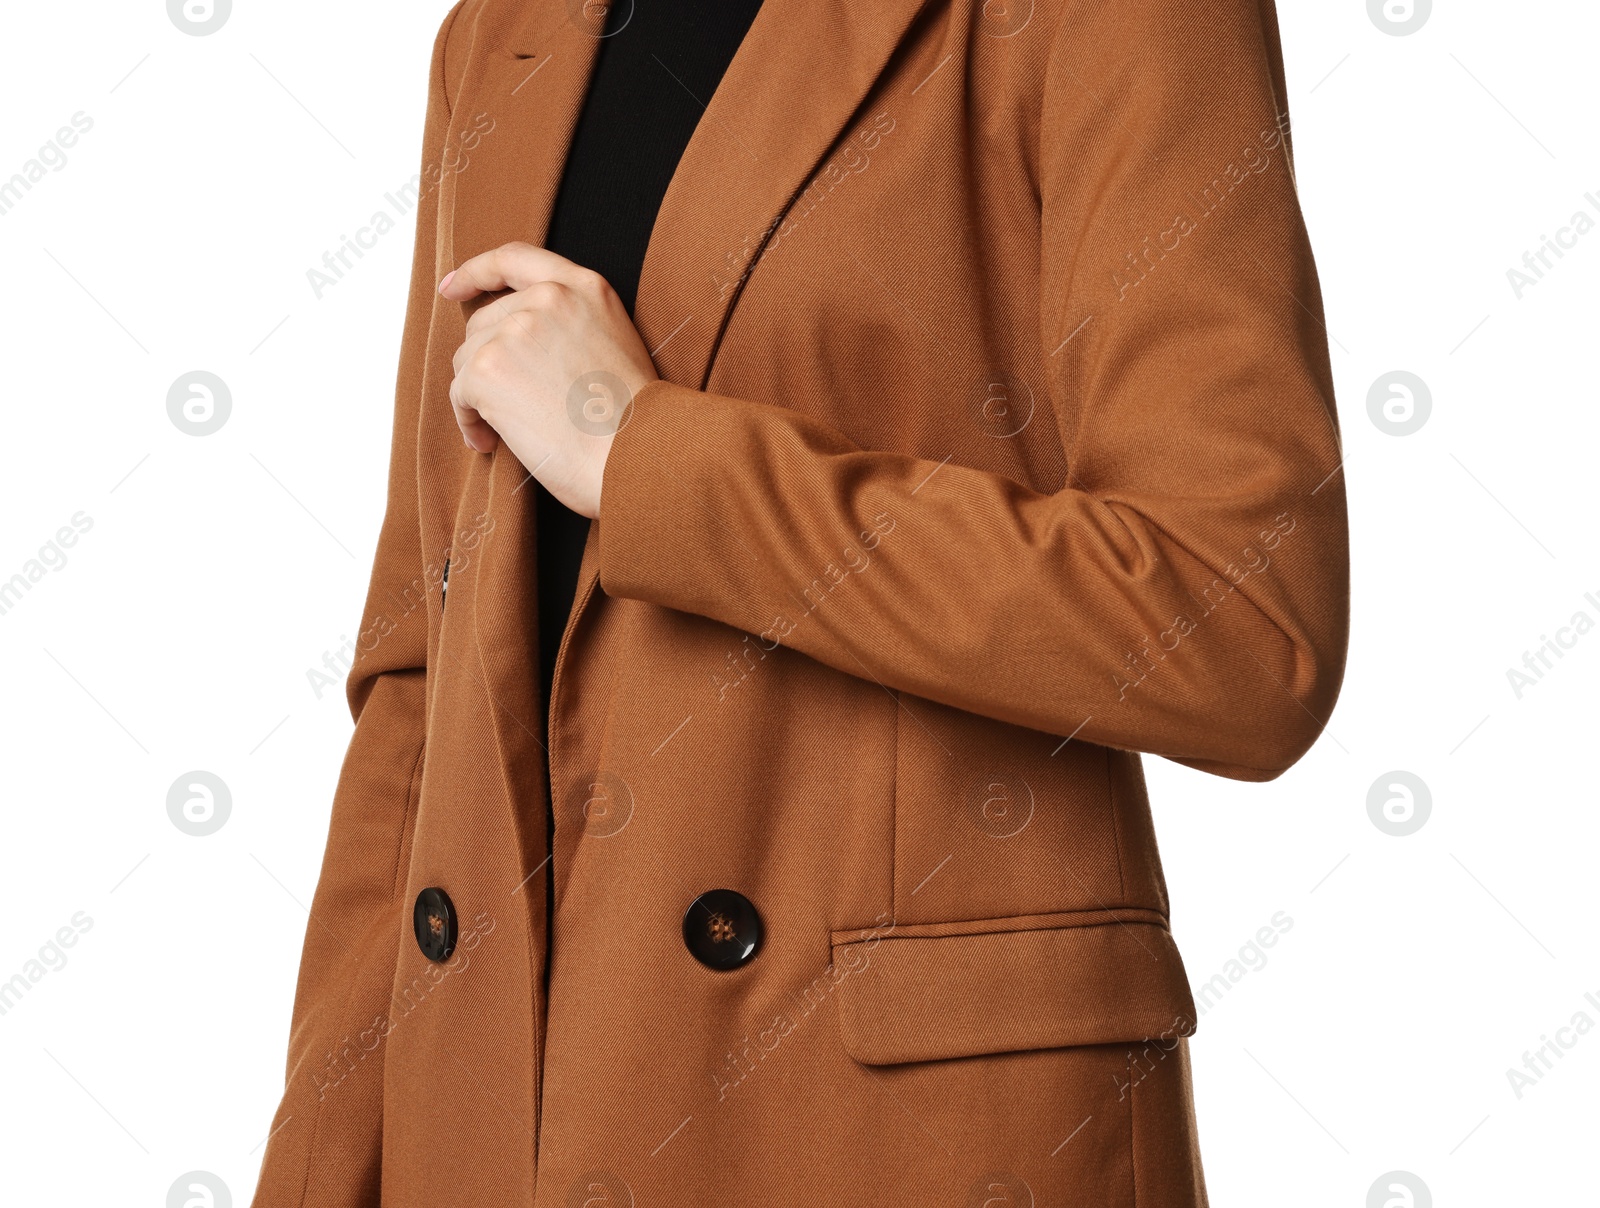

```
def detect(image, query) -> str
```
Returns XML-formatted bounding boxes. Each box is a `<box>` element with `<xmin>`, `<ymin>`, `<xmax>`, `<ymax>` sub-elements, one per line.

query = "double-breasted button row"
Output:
<box><xmin>415</xmin><ymin>884</ymin><xmax>762</xmax><ymax>970</ymax></box>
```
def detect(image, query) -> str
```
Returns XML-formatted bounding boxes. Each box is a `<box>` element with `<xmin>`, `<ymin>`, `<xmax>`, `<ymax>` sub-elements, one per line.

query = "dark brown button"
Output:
<box><xmin>413</xmin><ymin>887</ymin><xmax>457</xmax><ymax>962</ymax></box>
<box><xmin>683</xmin><ymin>889</ymin><xmax>761</xmax><ymax>970</ymax></box>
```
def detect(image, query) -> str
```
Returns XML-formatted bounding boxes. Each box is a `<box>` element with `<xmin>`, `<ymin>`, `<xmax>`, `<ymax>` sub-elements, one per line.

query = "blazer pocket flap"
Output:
<box><xmin>831</xmin><ymin>913</ymin><xmax>1198</xmax><ymax>1066</ymax></box>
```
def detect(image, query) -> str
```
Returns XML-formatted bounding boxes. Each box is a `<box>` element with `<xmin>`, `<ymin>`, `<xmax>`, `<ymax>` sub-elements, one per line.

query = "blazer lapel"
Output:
<box><xmin>448</xmin><ymin>0</ymin><xmax>934</xmax><ymax>788</ymax></box>
<box><xmin>629</xmin><ymin>0</ymin><xmax>935</xmax><ymax>389</ymax></box>
<box><xmin>445</xmin><ymin>0</ymin><xmax>606</xmax><ymax>267</ymax></box>
<box><xmin>435</xmin><ymin>3</ymin><xmax>610</xmax><ymax>830</ymax></box>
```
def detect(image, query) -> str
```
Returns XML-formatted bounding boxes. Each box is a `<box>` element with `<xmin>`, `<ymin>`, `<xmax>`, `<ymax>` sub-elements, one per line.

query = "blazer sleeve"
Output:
<box><xmin>596</xmin><ymin>0</ymin><xmax>1349</xmax><ymax>782</ymax></box>
<box><xmin>250</xmin><ymin>6</ymin><xmax>468</xmax><ymax>1205</ymax></box>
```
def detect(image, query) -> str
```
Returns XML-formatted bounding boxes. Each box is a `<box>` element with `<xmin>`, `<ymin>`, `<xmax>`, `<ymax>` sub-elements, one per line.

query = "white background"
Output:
<box><xmin>0</xmin><ymin>1</ymin><xmax>1594</xmax><ymax>1204</ymax></box>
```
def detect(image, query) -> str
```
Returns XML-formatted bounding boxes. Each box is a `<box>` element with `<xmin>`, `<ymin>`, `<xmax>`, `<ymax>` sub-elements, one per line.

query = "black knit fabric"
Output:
<box><xmin>536</xmin><ymin>0</ymin><xmax>764</xmax><ymax>768</ymax></box>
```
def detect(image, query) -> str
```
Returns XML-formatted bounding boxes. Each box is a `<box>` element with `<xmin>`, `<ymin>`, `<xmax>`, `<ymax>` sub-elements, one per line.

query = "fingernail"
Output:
<box><xmin>439</xmin><ymin>270</ymin><xmax>456</xmax><ymax>293</ymax></box>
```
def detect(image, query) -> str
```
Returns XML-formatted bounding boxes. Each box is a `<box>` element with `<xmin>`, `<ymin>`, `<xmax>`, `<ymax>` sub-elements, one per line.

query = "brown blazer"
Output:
<box><xmin>251</xmin><ymin>0</ymin><xmax>1348</xmax><ymax>1203</ymax></box>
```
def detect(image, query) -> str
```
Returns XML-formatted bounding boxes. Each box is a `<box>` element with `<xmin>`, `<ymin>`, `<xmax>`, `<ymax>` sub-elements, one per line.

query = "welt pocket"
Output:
<box><xmin>830</xmin><ymin>909</ymin><xmax>1197</xmax><ymax>1066</ymax></box>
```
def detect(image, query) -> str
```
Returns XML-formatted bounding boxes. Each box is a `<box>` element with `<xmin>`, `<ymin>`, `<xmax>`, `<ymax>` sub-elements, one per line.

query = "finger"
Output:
<box><xmin>456</xmin><ymin>312</ymin><xmax>557</xmax><ymax>390</ymax></box>
<box><xmin>448</xmin><ymin>377</ymin><xmax>500</xmax><ymax>454</ymax></box>
<box><xmin>452</xmin><ymin>321</ymin><xmax>495</xmax><ymax>377</ymax></box>
<box><xmin>439</xmin><ymin>241</ymin><xmax>593</xmax><ymax>301</ymax></box>
<box><xmin>462</xmin><ymin>282</ymin><xmax>564</xmax><ymax>343</ymax></box>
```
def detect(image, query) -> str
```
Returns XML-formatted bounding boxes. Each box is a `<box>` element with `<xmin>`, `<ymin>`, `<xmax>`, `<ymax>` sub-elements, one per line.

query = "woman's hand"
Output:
<box><xmin>440</xmin><ymin>242</ymin><xmax>659</xmax><ymax>519</ymax></box>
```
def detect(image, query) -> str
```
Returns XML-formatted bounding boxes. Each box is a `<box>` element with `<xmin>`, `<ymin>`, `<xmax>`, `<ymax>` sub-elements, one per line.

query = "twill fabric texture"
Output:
<box><xmin>249</xmin><ymin>0</ymin><xmax>1351</xmax><ymax>1205</ymax></box>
